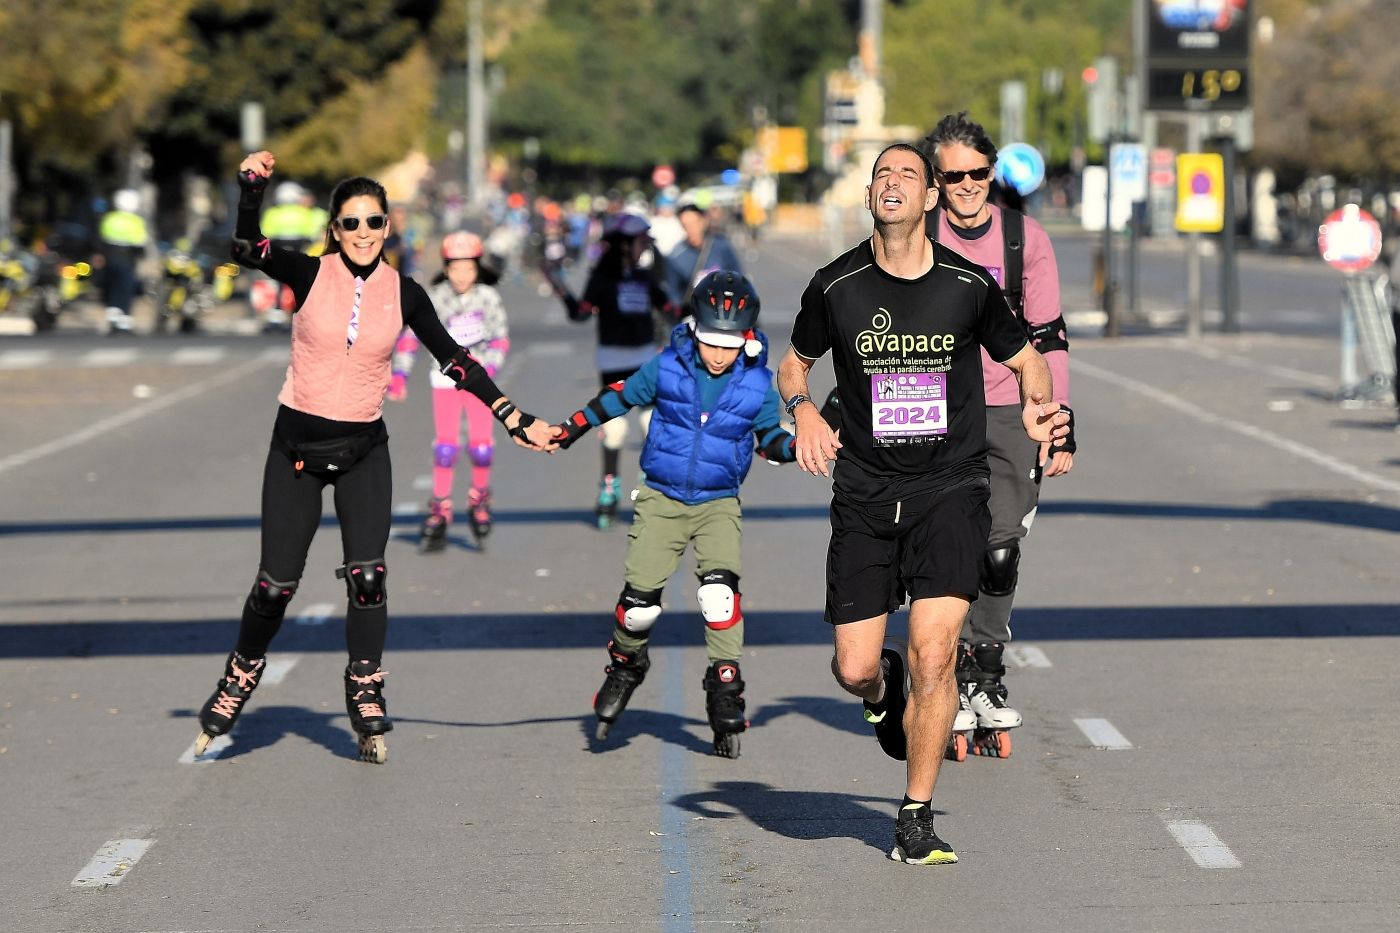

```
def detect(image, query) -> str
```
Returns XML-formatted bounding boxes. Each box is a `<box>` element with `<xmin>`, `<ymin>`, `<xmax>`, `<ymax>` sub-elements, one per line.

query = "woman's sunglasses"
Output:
<box><xmin>938</xmin><ymin>167</ymin><xmax>993</xmax><ymax>184</ymax></box>
<box><xmin>336</xmin><ymin>214</ymin><xmax>388</xmax><ymax>232</ymax></box>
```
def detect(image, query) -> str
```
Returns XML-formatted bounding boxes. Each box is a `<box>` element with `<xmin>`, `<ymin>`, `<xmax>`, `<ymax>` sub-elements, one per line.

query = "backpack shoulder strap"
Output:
<box><xmin>1001</xmin><ymin>207</ymin><xmax>1025</xmax><ymax>318</ymax></box>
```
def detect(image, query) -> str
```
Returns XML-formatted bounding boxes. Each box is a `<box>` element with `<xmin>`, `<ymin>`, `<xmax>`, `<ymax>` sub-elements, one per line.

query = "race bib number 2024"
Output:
<box><xmin>869</xmin><ymin>372</ymin><xmax>947</xmax><ymax>444</ymax></box>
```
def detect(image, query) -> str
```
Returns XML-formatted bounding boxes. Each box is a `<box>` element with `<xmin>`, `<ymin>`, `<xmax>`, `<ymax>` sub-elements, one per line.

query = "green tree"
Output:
<box><xmin>0</xmin><ymin>0</ymin><xmax>194</xmax><ymax>179</ymax></box>
<box><xmin>882</xmin><ymin>0</ymin><xmax>1115</xmax><ymax>165</ymax></box>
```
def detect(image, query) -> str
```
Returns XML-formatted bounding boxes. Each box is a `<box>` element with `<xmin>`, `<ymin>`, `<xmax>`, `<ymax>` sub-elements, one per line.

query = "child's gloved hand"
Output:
<box><xmin>552</xmin><ymin>413</ymin><xmax>593</xmax><ymax>450</ymax></box>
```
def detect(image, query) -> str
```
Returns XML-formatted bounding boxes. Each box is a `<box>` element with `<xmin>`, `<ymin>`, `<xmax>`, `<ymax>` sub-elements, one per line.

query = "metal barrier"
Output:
<box><xmin>1339</xmin><ymin>271</ymin><xmax>1396</xmax><ymax>404</ymax></box>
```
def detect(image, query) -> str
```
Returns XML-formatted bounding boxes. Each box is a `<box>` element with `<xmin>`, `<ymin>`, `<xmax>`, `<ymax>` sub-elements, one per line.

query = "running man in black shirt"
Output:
<box><xmin>776</xmin><ymin>143</ymin><xmax>1068</xmax><ymax>864</ymax></box>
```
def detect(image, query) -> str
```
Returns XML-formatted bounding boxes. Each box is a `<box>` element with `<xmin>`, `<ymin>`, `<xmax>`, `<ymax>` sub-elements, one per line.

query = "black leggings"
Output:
<box><xmin>234</xmin><ymin>436</ymin><xmax>393</xmax><ymax>663</ymax></box>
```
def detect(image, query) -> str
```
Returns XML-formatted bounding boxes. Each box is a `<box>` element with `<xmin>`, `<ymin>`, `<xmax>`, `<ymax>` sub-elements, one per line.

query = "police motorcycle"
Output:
<box><xmin>155</xmin><ymin>238</ymin><xmax>240</xmax><ymax>333</ymax></box>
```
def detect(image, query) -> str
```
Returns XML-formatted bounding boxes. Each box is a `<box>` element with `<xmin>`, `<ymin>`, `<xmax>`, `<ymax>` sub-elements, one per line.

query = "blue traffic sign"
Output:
<box><xmin>996</xmin><ymin>143</ymin><xmax>1046</xmax><ymax>196</ymax></box>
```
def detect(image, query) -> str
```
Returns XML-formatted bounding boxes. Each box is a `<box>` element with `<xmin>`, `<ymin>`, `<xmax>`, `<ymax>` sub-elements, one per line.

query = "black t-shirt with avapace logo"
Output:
<box><xmin>790</xmin><ymin>237</ymin><xmax>1028</xmax><ymax>505</ymax></box>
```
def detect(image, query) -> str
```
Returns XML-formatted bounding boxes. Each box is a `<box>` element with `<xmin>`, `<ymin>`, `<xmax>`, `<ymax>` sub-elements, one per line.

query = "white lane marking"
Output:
<box><xmin>170</xmin><ymin>346</ymin><xmax>226</xmax><ymax>366</ymax></box>
<box><xmin>412</xmin><ymin>474</ymin><xmax>432</xmax><ymax>491</ymax></box>
<box><xmin>71</xmin><ymin>838</ymin><xmax>154</xmax><ymax>889</ymax></box>
<box><xmin>261</xmin><ymin>655</ymin><xmax>298</xmax><ymax>685</ymax></box>
<box><xmin>0</xmin><ymin>350</ymin><xmax>281</xmax><ymax>478</ymax></box>
<box><xmin>1165</xmin><ymin>819</ymin><xmax>1241</xmax><ymax>869</ymax></box>
<box><xmin>1074</xmin><ymin>717</ymin><xmax>1133</xmax><ymax>749</ymax></box>
<box><xmin>79</xmin><ymin>348</ymin><xmax>138</xmax><ymax>368</ymax></box>
<box><xmin>294</xmin><ymin>602</ymin><xmax>335</xmax><ymax>626</ymax></box>
<box><xmin>1075</xmin><ymin>359</ymin><xmax>1400</xmax><ymax>497</ymax></box>
<box><xmin>394</xmin><ymin>500</ymin><xmax>420</xmax><ymax>516</ymax></box>
<box><xmin>0</xmin><ymin>349</ymin><xmax>53</xmax><ymax>369</ymax></box>
<box><xmin>1006</xmin><ymin>645</ymin><xmax>1051</xmax><ymax>668</ymax></box>
<box><xmin>1188</xmin><ymin>344</ymin><xmax>1334</xmax><ymax>390</ymax></box>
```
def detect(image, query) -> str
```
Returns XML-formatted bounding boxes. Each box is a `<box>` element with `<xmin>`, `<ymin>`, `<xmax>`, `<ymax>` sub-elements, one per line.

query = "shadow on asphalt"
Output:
<box><xmin>10</xmin><ymin>601</ymin><xmax>1400</xmax><ymax>660</ymax></box>
<box><xmin>5</xmin><ymin>495</ymin><xmax>1397</xmax><ymax>537</ymax></box>
<box><xmin>671</xmin><ymin>781</ymin><xmax>927</xmax><ymax>851</ymax></box>
<box><xmin>169</xmin><ymin>704</ymin><xmax>363</xmax><ymax>762</ymax></box>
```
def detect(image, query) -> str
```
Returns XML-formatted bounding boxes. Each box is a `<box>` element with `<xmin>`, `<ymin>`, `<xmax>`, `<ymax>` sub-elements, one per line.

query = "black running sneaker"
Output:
<box><xmin>891</xmin><ymin>803</ymin><xmax>958</xmax><ymax>865</ymax></box>
<box><xmin>862</xmin><ymin>647</ymin><xmax>907</xmax><ymax>761</ymax></box>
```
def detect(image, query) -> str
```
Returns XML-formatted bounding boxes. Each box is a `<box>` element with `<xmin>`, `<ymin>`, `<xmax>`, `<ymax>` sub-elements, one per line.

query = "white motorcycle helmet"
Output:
<box><xmin>113</xmin><ymin>189</ymin><xmax>141</xmax><ymax>213</ymax></box>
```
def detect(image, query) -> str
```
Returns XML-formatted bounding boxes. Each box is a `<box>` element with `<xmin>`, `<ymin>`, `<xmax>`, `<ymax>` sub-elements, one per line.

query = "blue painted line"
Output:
<box><xmin>658</xmin><ymin>645</ymin><xmax>695</xmax><ymax>932</ymax></box>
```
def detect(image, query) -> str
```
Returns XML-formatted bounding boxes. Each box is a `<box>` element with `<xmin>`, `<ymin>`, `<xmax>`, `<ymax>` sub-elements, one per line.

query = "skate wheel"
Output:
<box><xmin>945</xmin><ymin>732</ymin><xmax>968</xmax><ymax>762</ymax></box>
<box><xmin>595</xmin><ymin>719</ymin><xmax>612</xmax><ymax>741</ymax></box>
<box><xmin>358</xmin><ymin>734</ymin><xmax>388</xmax><ymax>764</ymax></box>
<box><xmin>194</xmin><ymin>732</ymin><xmax>213</xmax><ymax>756</ymax></box>
<box><xmin>972</xmin><ymin>729</ymin><xmax>1011</xmax><ymax>759</ymax></box>
<box><xmin>713</xmin><ymin>732</ymin><xmax>741</xmax><ymax>759</ymax></box>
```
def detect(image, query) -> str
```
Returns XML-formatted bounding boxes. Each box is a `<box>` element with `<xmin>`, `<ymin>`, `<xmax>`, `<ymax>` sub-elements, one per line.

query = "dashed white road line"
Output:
<box><xmin>0</xmin><ymin>348</ymin><xmax>52</xmax><ymax>369</ymax></box>
<box><xmin>79</xmin><ymin>348</ymin><xmax>139</xmax><ymax>367</ymax></box>
<box><xmin>1006</xmin><ymin>645</ymin><xmax>1051</xmax><ymax>668</ymax></box>
<box><xmin>71</xmin><ymin>838</ymin><xmax>153</xmax><ymax>889</ymax></box>
<box><xmin>261</xmin><ymin>655</ymin><xmax>299</xmax><ymax>684</ymax></box>
<box><xmin>1165</xmin><ymin>819</ymin><xmax>1241</xmax><ymax>869</ymax></box>
<box><xmin>1074</xmin><ymin>717</ymin><xmax>1133</xmax><ymax>749</ymax></box>
<box><xmin>294</xmin><ymin>602</ymin><xmax>335</xmax><ymax>626</ymax></box>
<box><xmin>170</xmin><ymin>346</ymin><xmax>226</xmax><ymax>366</ymax></box>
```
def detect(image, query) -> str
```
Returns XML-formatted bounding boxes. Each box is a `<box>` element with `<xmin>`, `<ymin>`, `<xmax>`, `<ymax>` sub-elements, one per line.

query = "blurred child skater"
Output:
<box><xmin>389</xmin><ymin>232</ymin><xmax>510</xmax><ymax>550</ymax></box>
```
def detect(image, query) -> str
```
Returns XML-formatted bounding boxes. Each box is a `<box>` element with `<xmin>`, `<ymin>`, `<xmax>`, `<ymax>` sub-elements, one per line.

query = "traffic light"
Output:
<box><xmin>1086</xmin><ymin>56</ymin><xmax>1117</xmax><ymax>143</ymax></box>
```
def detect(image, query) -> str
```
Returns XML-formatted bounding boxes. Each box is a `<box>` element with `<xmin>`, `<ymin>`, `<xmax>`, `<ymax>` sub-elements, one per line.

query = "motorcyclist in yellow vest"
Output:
<box><xmin>257</xmin><ymin>182</ymin><xmax>312</xmax><ymax>327</ymax></box>
<box><xmin>99</xmin><ymin>189</ymin><xmax>149</xmax><ymax>333</ymax></box>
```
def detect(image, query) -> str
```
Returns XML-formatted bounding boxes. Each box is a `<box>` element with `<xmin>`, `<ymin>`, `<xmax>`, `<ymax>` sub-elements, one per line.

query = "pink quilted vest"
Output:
<box><xmin>278</xmin><ymin>255</ymin><xmax>403</xmax><ymax>422</ymax></box>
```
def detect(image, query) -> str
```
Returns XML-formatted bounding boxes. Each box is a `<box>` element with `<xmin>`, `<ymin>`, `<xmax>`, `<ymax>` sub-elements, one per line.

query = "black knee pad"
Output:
<box><xmin>337</xmin><ymin>559</ymin><xmax>387</xmax><ymax>610</ymax></box>
<box><xmin>979</xmin><ymin>543</ymin><xmax>1020</xmax><ymax>597</ymax></box>
<box><xmin>247</xmin><ymin>569</ymin><xmax>299</xmax><ymax>618</ymax></box>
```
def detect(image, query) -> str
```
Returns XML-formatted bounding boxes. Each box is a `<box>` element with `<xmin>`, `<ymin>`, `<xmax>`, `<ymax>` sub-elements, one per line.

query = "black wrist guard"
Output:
<box><xmin>231</xmin><ymin>236</ymin><xmax>270</xmax><ymax>269</ymax></box>
<box><xmin>1053</xmin><ymin>404</ymin><xmax>1076</xmax><ymax>454</ymax></box>
<box><xmin>492</xmin><ymin>400</ymin><xmax>517</xmax><ymax>424</ymax></box>
<box><xmin>507</xmin><ymin>411</ymin><xmax>536</xmax><ymax>443</ymax></box>
<box><xmin>238</xmin><ymin>169</ymin><xmax>269</xmax><ymax>193</ymax></box>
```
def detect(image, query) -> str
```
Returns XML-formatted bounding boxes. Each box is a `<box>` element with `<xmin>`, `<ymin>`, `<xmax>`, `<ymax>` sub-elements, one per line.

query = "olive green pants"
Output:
<box><xmin>612</xmin><ymin>486</ymin><xmax>744</xmax><ymax>661</ymax></box>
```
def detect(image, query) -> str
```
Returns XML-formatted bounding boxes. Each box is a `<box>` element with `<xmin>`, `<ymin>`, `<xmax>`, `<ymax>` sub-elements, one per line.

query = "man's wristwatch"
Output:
<box><xmin>783</xmin><ymin>394</ymin><xmax>812</xmax><ymax>416</ymax></box>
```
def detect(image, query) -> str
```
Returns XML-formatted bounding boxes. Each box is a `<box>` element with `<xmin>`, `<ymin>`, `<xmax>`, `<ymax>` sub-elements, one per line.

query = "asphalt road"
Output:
<box><xmin>2</xmin><ymin>228</ymin><xmax>1397</xmax><ymax>932</ymax></box>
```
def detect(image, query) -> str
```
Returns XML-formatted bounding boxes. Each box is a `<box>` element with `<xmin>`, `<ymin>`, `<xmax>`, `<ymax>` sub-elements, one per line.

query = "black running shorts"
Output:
<box><xmin>824</xmin><ymin>476</ymin><xmax>991</xmax><ymax>624</ymax></box>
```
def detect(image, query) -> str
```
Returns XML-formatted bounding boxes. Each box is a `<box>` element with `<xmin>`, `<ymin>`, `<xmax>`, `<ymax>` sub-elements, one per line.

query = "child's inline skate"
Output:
<box><xmin>703</xmin><ymin>660</ymin><xmax>748</xmax><ymax>759</ymax></box>
<box><xmin>593</xmin><ymin>640</ymin><xmax>649</xmax><ymax>740</ymax></box>
<box><xmin>468</xmin><ymin>487</ymin><xmax>492</xmax><ymax>545</ymax></box>
<box><xmin>420</xmin><ymin>496</ymin><xmax>450</xmax><ymax>553</ymax></box>
<box><xmin>595</xmin><ymin>474</ymin><xmax>620</xmax><ymax>530</ymax></box>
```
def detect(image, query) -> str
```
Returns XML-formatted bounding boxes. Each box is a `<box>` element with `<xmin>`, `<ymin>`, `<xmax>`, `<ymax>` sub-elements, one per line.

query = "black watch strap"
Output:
<box><xmin>784</xmin><ymin>394</ymin><xmax>812</xmax><ymax>416</ymax></box>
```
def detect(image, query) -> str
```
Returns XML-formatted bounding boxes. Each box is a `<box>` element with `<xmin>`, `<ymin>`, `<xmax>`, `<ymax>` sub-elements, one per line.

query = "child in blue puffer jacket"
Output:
<box><xmin>552</xmin><ymin>270</ymin><xmax>796</xmax><ymax>758</ymax></box>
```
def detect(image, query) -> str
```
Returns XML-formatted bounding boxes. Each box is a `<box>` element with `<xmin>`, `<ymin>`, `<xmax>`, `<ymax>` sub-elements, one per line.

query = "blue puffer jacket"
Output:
<box><xmin>641</xmin><ymin>324</ymin><xmax>772</xmax><ymax>504</ymax></box>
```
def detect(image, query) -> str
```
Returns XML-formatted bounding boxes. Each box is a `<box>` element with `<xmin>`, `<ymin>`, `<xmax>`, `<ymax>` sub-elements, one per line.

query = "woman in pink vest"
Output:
<box><xmin>190</xmin><ymin>151</ymin><xmax>556</xmax><ymax>764</ymax></box>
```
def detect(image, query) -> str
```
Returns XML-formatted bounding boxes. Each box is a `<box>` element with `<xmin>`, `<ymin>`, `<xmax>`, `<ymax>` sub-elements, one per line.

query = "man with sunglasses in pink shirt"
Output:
<box><xmin>921</xmin><ymin>112</ymin><xmax>1076</xmax><ymax>761</ymax></box>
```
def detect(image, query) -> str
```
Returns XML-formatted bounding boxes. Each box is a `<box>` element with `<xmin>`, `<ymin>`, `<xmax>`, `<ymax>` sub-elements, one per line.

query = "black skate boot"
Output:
<box><xmin>862</xmin><ymin>646</ymin><xmax>907</xmax><ymax>761</ymax></box>
<box><xmin>890</xmin><ymin>802</ymin><xmax>958</xmax><ymax>865</ymax></box>
<box><xmin>468</xmin><ymin>487</ymin><xmax>492</xmax><ymax>545</ymax></box>
<box><xmin>593</xmin><ymin>640</ymin><xmax>649</xmax><ymax>740</ymax></box>
<box><xmin>420</xmin><ymin>496</ymin><xmax>450</xmax><ymax>553</ymax></box>
<box><xmin>967</xmin><ymin>641</ymin><xmax>1021</xmax><ymax>759</ymax></box>
<box><xmin>595</xmin><ymin>474</ymin><xmax>621</xmax><ymax>530</ymax></box>
<box><xmin>703</xmin><ymin>660</ymin><xmax>748</xmax><ymax>759</ymax></box>
<box><xmin>947</xmin><ymin>640</ymin><xmax>978</xmax><ymax>762</ymax></box>
<box><xmin>194</xmin><ymin>651</ymin><xmax>267</xmax><ymax>755</ymax></box>
<box><xmin>345</xmin><ymin>660</ymin><xmax>392</xmax><ymax>764</ymax></box>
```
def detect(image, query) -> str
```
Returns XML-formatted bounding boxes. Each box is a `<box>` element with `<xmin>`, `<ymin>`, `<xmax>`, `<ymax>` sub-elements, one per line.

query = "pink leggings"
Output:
<box><xmin>432</xmin><ymin>386</ymin><xmax>495</xmax><ymax>499</ymax></box>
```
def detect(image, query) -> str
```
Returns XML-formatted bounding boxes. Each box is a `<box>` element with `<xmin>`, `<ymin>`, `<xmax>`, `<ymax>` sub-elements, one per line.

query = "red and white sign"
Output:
<box><xmin>651</xmin><ymin>164</ymin><xmax>676</xmax><ymax>188</ymax></box>
<box><xmin>1318</xmin><ymin>205</ymin><xmax>1383</xmax><ymax>273</ymax></box>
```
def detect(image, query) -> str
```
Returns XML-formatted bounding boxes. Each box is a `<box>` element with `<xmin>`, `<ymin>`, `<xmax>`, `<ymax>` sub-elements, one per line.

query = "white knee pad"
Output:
<box><xmin>697</xmin><ymin>569</ymin><xmax>741</xmax><ymax>630</ymax></box>
<box><xmin>615</xmin><ymin>585</ymin><xmax>662</xmax><ymax>634</ymax></box>
<box><xmin>601</xmin><ymin>416</ymin><xmax>628</xmax><ymax>450</ymax></box>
